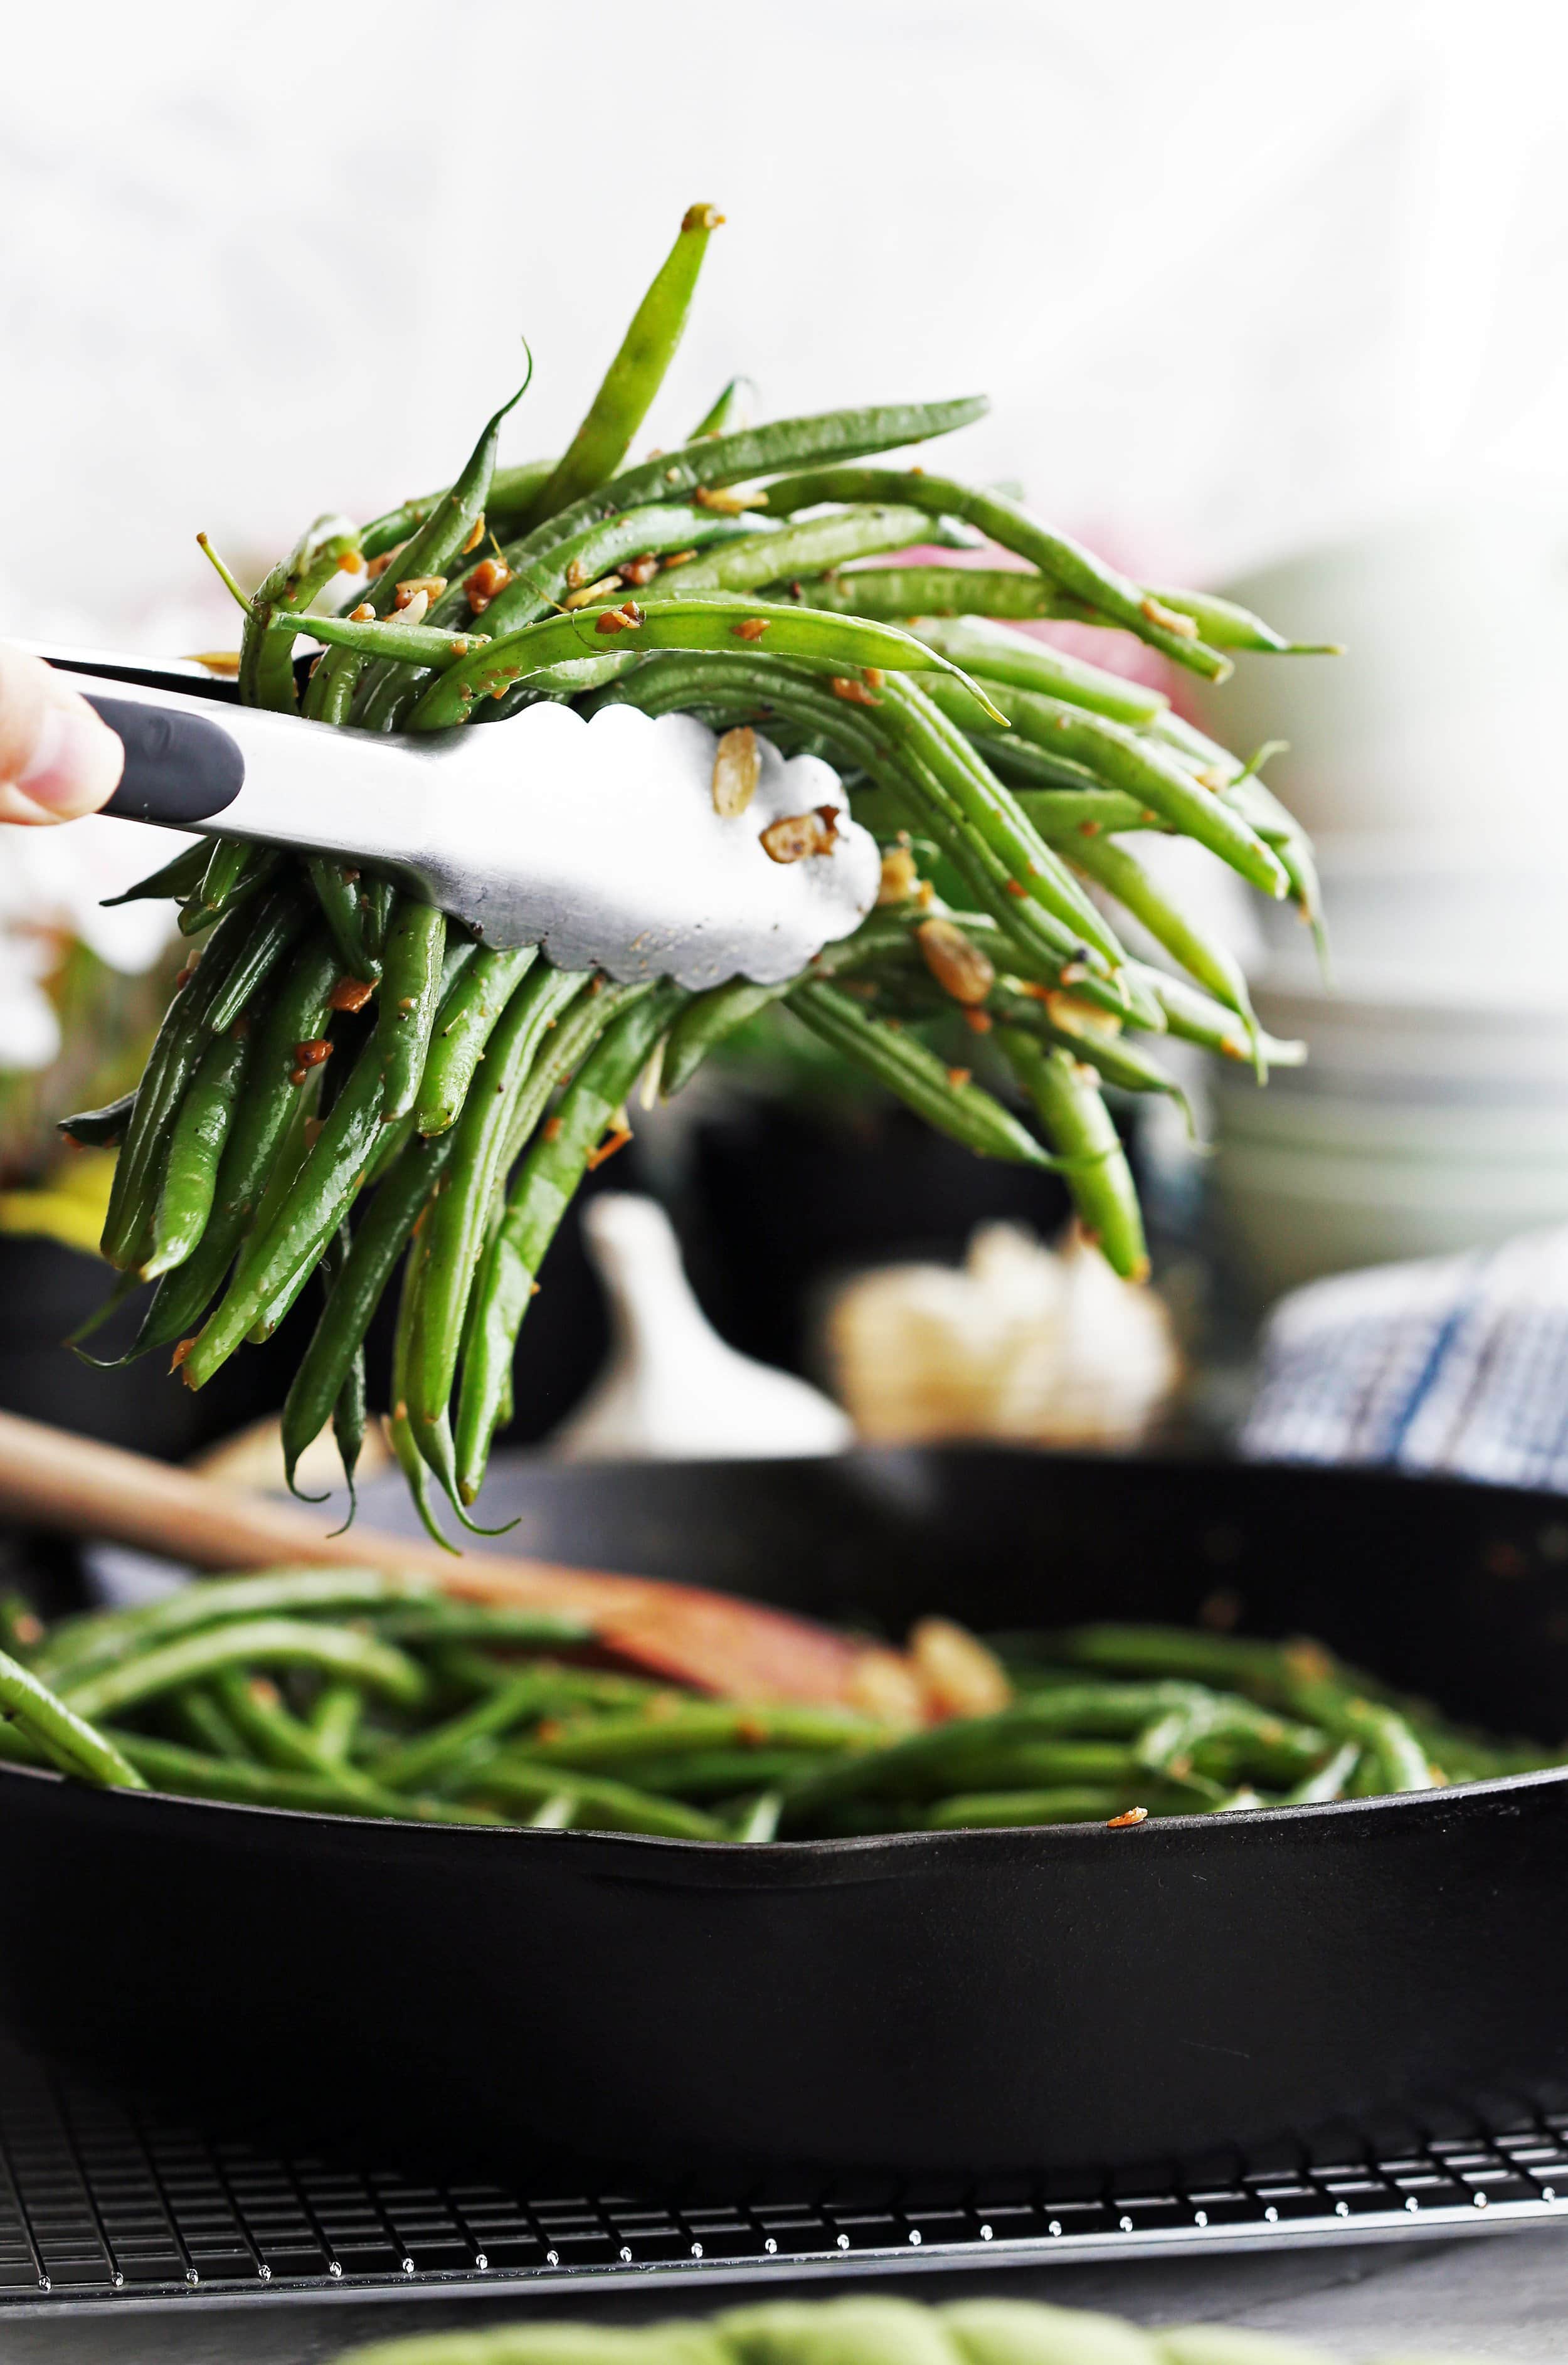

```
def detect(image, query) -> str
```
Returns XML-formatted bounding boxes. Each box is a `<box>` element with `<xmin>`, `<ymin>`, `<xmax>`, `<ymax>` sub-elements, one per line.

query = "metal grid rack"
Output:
<box><xmin>1</xmin><ymin>2041</ymin><xmax>1565</xmax><ymax>2317</ymax></box>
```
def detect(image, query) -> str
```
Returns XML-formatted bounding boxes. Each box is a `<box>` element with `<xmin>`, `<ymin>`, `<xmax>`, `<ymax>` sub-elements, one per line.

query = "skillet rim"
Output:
<box><xmin>3</xmin><ymin>1751</ymin><xmax>1564</xmax><ymax>1876</ymax></box>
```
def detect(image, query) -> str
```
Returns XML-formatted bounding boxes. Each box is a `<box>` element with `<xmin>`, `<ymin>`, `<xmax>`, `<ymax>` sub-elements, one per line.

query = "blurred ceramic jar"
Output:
<box><xmin>1192</xmin><ymin>495</ymin><xmax>1568</xmax><ymax>1303</ymax></box>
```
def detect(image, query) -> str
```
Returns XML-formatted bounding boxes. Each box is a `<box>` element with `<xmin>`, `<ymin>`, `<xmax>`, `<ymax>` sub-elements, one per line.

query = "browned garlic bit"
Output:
<box><xmin>392</xmin><ymin>574</ymin><xmax>447</xmax><ymax>612</ymax></box>
<box><xmin>909</xmin><ymin>1617</ymin><xmax>1013</xmax><ymax>1720</ymax></box>
<box><xmin>465</xmin><ymin>556</ymin><xmax>513</xmax><ymax>615</ymax></box>
<box><xmin>877</xmin><ymin>845</ymin><xmax>919</xmax><ymax>905</ymax></box>
<box><xmin>711</xmin><ymin>725</ymin><xmax>760</xmax><ymax>818</ymax></box>
<box><xmin>760</xmin><ymin>806</ymin><xmax>840</xmax><ymax>864</ymax></box>
<box><xmin>918</xmin><ymin>915</ymin><xmax>995</xmax><ymax>1005</ymax></box>
<box><xmin>845</xmin><ymin>1649</ymin><xmax>927</xmax><ymax>1731</ymax></box>
<box><xmin>830</xmin><ymin>675</ymin><xmax>881</xmax><ymax>707</ymax></box>
<box><xmin>564</xmin><ymin>574</ymin><xmax>626</xmax><ymax>611</ymax></box>
<box><xmin>694</xmin><ymin>485</ymin><xmax>766</xmax><ymax>516</ymax></box>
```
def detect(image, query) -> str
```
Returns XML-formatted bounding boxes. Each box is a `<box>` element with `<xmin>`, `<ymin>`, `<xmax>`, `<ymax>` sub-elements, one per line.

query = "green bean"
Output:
<box><xmin>502</xmin><ymin>396</ymin><xmax>988</xmax><ymax>571</ymax></box>
<box><xmin>60</xmin><ymin>1617</ymin><xmax>428</xmax><ymax>1723</ymax></box>
<box><xmin>195</xmin><ymin>838</ymin><xmax>259</xmax><ymax>921</ymax></box>
<box><xmin>359</xmin><ymin>459</ymin><xmax>555</xmax><ymax>565</ymax></box>
<box><xmin>435</xmin><ymin>1649</ymin><xmax>655</xmax><ymax>1708</ymax></box>
<box><xmin>521</xmin><ymin>203</ymin><xmax>723</xmax><ymax>531</ymax></box>
<box><xmin>57</xmin><ymin>1092</ymin><xmax>135</xmax><ymax>1148</ymax></box>
<box><xmin>765</xmin><ymin>468</ymin><xmax>1230</xmax><ymax>679</ymax></box>
<box><xmin>375</xmin><ymin>900</ymin><xmax>447</xmax><ymax>1124</ymax></box>
<box><xmin>926</xmin><ymin>679</ymin><xmax>1287</xmax><ymax>897</ymax></box>
<box><xmin>101</xmin><ymin>840</ymin><xmax>211</xmax><ymax>907</ymax></box>
<box><xmin>664</xmin><ymin>507</ymin><xmax>936</xmax><ymax>596</ymax></box>
<box><xmin>519</xmin><ymin>1700</ymin><xmax>886</xmax><ymax>1770</ymax></box>
<box><xmin>590</xmin><ymin>654</ymin><xmax>1120</xmax><ymax>973</ymax></box>
<box><xmin>33</xmin><ymin>1569</ymin><xmax>430</xmax><ymax>1691</ymax></box>
<box><xmin>415</xmin><ymin>946</ymin><xmax>539</xmax><ymax>1136</ymax></box>
<box><xmin>406</xmin><ymin>597</ymin><xmax>1004</xmax><ymax>732</ymax></box>
<box><xmin>204</xmin><ymin>885</ymin><xmax>309</xmax><ymax>1035</ymax></box>
<box><xmin>994</xmin><ymin>1031</ymin><xmax>1148</xmax><ymax>1279</ymax></box>
<box><xmin>305</xmin><ymin>859</ymin><xmax>380</xmax><ymax>984</ymax></box>
<box><xmin>1044</xmin><ymin>1624</ymin><xmax>1309</xmax><ymax>1696</ymax></box>
<box><xmin>307</xmin><ymin>375</ymin><xmax>526</xmax><ymax>728</ymax></box>
<box><xmin>1128</xmin><ymin>966</ymin><xmax>1305</xmax><ymax>1069</ymax></box>
<box><xmin>0</xmin><ymin>1646</ymin><xmax>144</xmax><ymax>1789</ymax></box>
<box><xmin>362</xmin><ymin>874</ymin><xmax>396</xmax><ymax>960</ymax></box>
<box><xmin>1276</xmin><ymin>1669</ymin><xmax>1436</xmax><ymax>1794</ymax></box>
<box><xmin>1144</xmin><ymin>585</ymin><xmax>1342</xmax><ymax>655</ymax></box>
<box><xmin>1008</xmin><ymin>787</ymin><xmax>1155</xmax><ymax>835</ymax></box>
<box><xmin>734</xmin><ymin>1791</ymin><xmax>785</xmax><ymax>1843</ymax></box>
<box><xmin>989</xmin><ymin>981</ymin><xmax>1185</xmax><ymax>1106</ymax></box>
<box><xmin>373</xmin><ymin>1668</ymin><xmax>578</xmax><ymax>1792</ymax></box>
<box><xmin>183</xmin><ymin>1026</ymin><xmax>391</xmax><ymax>1387</ymax></box>
<box><xmin>309</xmin><ymin>1681</ymin><xmax>364</xmax><ymax>1764</ymax></box>
<box><xmin>140</xmin><ymin>1020</ymin><xmax>255</xmax><ymax>1279</ymax></box>
<box><xmin>926</xmin><ymin>1788</ymin><xmax>1126</xmax><ymax>1829</ymax></box>
<box><xmin>452</xmin><ymin>983</ymin><xmax>679</xmax><ymax>1503</ymax></box>
<box><xmin>373</xmin><ymin>1606</ymin><xmax>592</xmax><ymax>1648</ymax></box>
<box><xmin>166</xmin><ymin>1686</ymin><xmax>252</xmax><ymax>1761</ymax></box>
<box><xmin>1283</xmin><ymin>1740</ymin><xmax>1361</xmax><ymax>1804</ymax></box>
<box><xmin>211</xmin><ymin>1667</ymin><xmax>391</xmax><ymax>1806</ymax></box>
<box><xmin>267</xmin><ymin>606</ymin><xmax>491</xmax><ymax>671</ymax></box>
<box><xmin>617</xmin><ymin>1749</ymin><xmax>852</xmax><ymax>1799</ymax></box>
<box><xmin>133</xmin><ymin>931</ymin><xmax>343</xmax><ymax>1355</ymax></box>
<box><xmin>1056</xmin><ymin>831</ymin><xmax>1258</xmax><ymax>1025</ymax></box>
<box><xmin>1135</xmin><ymin>1695</ymin><xmax>1324</xmax><ymax>1782</ymax></box>
<box><xmin>241</xmin><ymin>511</ymin><xmax>361</xmax><ymax>712</ymax></box>
<box><xmin>689</xmin><ymin>376</ymin><xmax>754</xmax><ymax>439</ymax></box>
<box><xmin>100</xmin><ymin>901</ymin><xmax>254</xmax><ymax>1270</ymax></box>
<box><xmin>304</xmin><ymin>1220</ymin><xmax>368</xmax><ymax>1517</ymax></box>
<box><xmin>777</xmin><ymin>1691</ymin><xmax>1199</xmax><ymax>1826</ymax></box>
<box><xmin>280</xmin><ymin>1135</ymin><xmax>457</xmax><ymax>1486</ymax></box>
<box><xmin>108</xmin><ymin>1732</ymin><xmax>501</xmax><ymax>1824</ymax></box>
<box><xmin>528</xmin><ymin>1791</ymin><xmax>578</xmax><ymax>1828</ymax></box>
<box><xmin>467</xmin><ymin>1759</ymin><xmax>724</xmax><ymax>1841</ymax></box>
<box><xmin>788</xmin><ymin>980</ymin><xmax>1052</xmax><ymax>1164</ymax></box>
<box><xmin>409</xmin><ymin>505</ymin><xmax>770</xmax><ymax>701</ymax></box>
<box><xmin>906</xmin><ymin>616</ymin><xmax>1168</xmax><ymax>726</ymax></box>
<box><xmin>405</xmin><ymin>963</ymin><xmax>594</xmax><ymax>1488</ymax></box>
<box><xmin>660</xmin><ymin>982</ymin><xmax>781</xmax><ymax>1096</ymax></box>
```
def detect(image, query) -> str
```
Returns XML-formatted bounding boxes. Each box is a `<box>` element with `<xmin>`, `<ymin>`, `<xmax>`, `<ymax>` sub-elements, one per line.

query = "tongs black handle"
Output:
<box><xmin>88</xmin><ymin>695</ymin><xmax>248</xmax><ymax>827</ymax></box>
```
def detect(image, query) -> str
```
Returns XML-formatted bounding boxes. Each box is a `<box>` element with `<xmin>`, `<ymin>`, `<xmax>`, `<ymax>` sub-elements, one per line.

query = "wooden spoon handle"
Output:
<box><xmin>0</xmin><ymin>1410</ymin><xmax>882</xmax><ymax>1705</ymax></box>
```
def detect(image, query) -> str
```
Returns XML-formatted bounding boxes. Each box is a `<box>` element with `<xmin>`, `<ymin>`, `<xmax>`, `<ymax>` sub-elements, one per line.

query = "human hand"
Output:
<box><xmin>0</xmin><ymin>643</ymin><xmax>124</xmax><ymax>824</ymax></box>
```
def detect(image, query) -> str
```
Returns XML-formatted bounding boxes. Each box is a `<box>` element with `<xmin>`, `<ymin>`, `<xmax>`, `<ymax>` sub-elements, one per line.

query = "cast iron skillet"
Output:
<box><xmin>1</xmin><ymin>1446</ymin><xmax>1566</xmax><ymax>2189</ymax></box>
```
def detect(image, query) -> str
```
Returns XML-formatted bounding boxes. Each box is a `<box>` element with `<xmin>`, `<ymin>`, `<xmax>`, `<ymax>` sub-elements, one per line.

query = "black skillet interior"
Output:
<box><xmin>3</xmin><ymin>1446</ymin><xmax>1568</xmax><ymax>2194</ymax></box>
<box><xmin>394</xmin><ymin>1445</ymin><xmax>1568</xmax><ymax>1743</ymax></box>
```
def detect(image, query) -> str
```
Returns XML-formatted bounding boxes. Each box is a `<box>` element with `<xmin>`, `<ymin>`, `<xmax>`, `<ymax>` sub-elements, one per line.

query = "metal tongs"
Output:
<box><xmin>33</xmin><ymin>648</ymin><xmax>881</xmax><ymax>988</ymax></box>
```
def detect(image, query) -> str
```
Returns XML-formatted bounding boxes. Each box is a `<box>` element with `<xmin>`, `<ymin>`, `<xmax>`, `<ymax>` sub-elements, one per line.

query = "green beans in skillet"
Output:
<box><xmin>75</xmin><ymin>202</ymin><xmax>1335</xmax><ymax>1532</ymax></box>
<box><xmin>4</xmin><ymin>1575</ymin><xmax>1563</xmax><ymax>1836</ymax></box>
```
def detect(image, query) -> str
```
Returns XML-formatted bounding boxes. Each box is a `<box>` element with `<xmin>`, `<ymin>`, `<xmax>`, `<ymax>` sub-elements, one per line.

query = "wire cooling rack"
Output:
<box><xmin>0</xmin><ymin>2040</ymin><xmax>1564</xmax><ymax>2318</ymax></box>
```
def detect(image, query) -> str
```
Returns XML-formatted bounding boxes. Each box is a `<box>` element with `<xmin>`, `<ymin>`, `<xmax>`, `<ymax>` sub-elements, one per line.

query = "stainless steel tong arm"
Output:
<box><xmin>43</xmin><ymin>659</ymin><xmax>882</xmax><ymax>988</ymax></box>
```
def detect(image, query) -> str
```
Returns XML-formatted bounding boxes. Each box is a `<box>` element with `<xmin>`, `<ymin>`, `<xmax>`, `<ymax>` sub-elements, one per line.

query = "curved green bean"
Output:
<box><xmin>60</xmin><ymin>1617</ymin><xmax>429</xmax><ymax>1723</ymax></box>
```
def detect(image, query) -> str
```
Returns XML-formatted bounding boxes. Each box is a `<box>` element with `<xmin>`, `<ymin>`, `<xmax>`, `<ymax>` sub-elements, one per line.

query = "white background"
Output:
<box><xmin>4</xmin><ymin>0</ymin><xmax>1568</xmax><ymax>648</ymax></box>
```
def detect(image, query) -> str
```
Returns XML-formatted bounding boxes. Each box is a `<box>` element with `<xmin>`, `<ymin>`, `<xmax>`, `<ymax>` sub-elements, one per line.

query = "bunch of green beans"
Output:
<box><xmin>69</xmin><ymin>202</ymin><xmax>1330</xmax><ymax>1535</ymax></box>
<box><xmin>327</xmin><ymin>2291</ymin><xmax>1486</xmax><ymax>2365</ymax></box>
<box><xmin>1</xmin><ymin>1573</ymin><xmax>1555</xmax><ymax>1841</ymax></box>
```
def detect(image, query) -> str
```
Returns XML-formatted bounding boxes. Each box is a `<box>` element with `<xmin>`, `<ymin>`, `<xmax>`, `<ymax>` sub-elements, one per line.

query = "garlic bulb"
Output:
<box><xmin>826</xmin><ymin>1220</ymin><xmax>1180</xmax><ymax>1449</ymax></box>
<box><xmin>552</xmin><ymin>1192</ymin><xmax>853</xmax><ymax>1461</ymax></box>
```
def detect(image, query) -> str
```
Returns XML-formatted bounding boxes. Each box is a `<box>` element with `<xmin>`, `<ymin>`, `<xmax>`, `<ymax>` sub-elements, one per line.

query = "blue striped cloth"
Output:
<box><xmin>1241</xmin><ymin>1228</ymin><xmax>1568</xmax><ymax>1488</ymax></box>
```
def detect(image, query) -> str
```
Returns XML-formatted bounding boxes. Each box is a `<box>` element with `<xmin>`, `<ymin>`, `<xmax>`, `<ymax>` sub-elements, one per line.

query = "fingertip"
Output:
<box><xmin>13</xmin><ymin>695</ymin><xmax>124</xmax><ymax>823</ymax></box>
